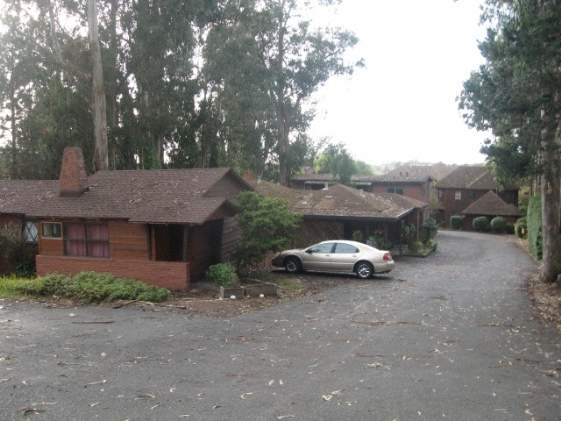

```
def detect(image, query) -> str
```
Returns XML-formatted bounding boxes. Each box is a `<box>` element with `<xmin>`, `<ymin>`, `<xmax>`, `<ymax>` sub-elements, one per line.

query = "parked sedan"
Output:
<box><xmin>271</xmin><ymin>240</ymin><xmax>394</xmax><ymax>279</ymax></box>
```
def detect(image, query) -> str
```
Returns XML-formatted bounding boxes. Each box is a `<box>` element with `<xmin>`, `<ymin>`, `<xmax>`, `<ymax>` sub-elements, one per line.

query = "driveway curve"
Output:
<box><xmin>1</xmin><ymin>230</ymin><xmax>560</xmax><ymax>420</ymax></box>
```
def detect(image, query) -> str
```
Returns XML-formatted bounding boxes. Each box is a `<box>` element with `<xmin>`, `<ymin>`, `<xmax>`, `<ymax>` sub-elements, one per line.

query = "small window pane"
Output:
<box><xmin>42</xmin><ymin>223</ymin><xmax>62</xmax><ymax>238</ymax></box>
<box><xmin>455</xmin><ymin>191</ymin><xmax>462</xmax><ymax>200</ymax></box>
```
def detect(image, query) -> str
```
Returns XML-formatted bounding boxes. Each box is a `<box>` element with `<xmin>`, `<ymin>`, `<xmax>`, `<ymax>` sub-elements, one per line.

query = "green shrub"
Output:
<box><xmin>206</xmin><ymin>263</ymin><xmax>238</xmax><ymax>287</ymax></box>
<box><xmin>505</xmin><ymin>223</ymin><xmax>515</xmax><ymax>234</ymax></box>
<box><xmin>368</xmin><ymin>235</ymin><xmax>393</xmax><ymax>251</ymax></box>
<box><xmin>450</xmin><ymin>215</ymin><xmax>463</xmax><ymax>230</ymax></box>
<box><xmin>408</xmin><ymin>241</ymin><xmax>423</xmax><ymax>253</ymax></box>
<box><xmin>490</xmin><ymin>216</ymin><xmax>507</xmax><ymax>233</ymax></box>
<box><xmin>420</xmin><ymin>218</ymin><xmax>438</xmax><ymax>244</ymax></box>
<box><xmin>13</xmin><ymin>271</ymin><xmax>171</xmax><ymax>303</ymax></box>
<box><xmin>515</xmin><ymin>216</ymin><xmax>528</xmax><ymax>238</ymax></box>
<box><xmin>15</xmin><ymin>262</ymin><xmax>36</xmax><ymax>278</ymax></box>
<box><xmin>234</xmin><ymin>191</ymin><xmax>302</xmax><ymax>270</ymax></box>
<box><xmin>401</xmin><ymin>223</ymin><xmax>415</xmax><ymax>245</ymax></box>
<box><xmin>0</xmin><ymin>276</ymin><xmax>22</xmax><ymax>297</ymax></box>
<box><xmin>473</xmin><ymin>216</ymin><xmax>490</xmax><ymax>231</ymax></box>
<box><xmin>351</xmin><ymin>230</ymin><xmax>364</xmax><ymax>242</ymax></box>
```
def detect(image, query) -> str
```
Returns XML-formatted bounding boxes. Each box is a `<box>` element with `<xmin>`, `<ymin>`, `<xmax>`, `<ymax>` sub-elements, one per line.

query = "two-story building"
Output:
<box><xmin>435</xmin><ymin>166</ymin><xmax>520</xmax><ymax>227</ymax></box>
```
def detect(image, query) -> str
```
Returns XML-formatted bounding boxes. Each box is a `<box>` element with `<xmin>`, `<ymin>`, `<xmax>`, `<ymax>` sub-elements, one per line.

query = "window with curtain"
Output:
<box><xmin>64</xmin><ymin>223</ymin><xmax>109</xmax><ymax>258</ymax></box>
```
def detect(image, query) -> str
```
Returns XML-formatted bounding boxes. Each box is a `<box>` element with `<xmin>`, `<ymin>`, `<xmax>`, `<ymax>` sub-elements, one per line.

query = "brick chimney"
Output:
<box><xmin>59</xmin><ymin>147</ymin><xmax>88</xmax><ymax>197</ymax></box>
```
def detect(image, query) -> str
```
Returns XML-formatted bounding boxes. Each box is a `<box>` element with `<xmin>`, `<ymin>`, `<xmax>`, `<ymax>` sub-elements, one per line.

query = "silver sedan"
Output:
<box><xmin>272</xmin><ymin>240</ymin><xmax>394</xmax><ymax>279</ymax></box>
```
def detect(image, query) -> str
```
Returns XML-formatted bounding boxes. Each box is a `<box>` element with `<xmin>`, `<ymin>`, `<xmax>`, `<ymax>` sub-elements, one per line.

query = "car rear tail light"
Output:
<box><xmin>383</xmin><ymin>253</ymin><xmax>392</xmax><ymax>261</ymax></box>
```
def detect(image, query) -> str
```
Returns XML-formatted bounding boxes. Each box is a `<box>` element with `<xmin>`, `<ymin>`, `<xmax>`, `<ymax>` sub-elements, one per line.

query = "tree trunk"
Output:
<box><xmin>539</xmin><ymin>126</ymin><xmax>561</xmax><ymax>283</ymax></box>
<box><xmin>9</xmin><ymin>46</ymin><xmax>19</xmax><ymax>180</ymax></box>
<box><xmin>88</xmin><ymin>0</ymin><xmax>108</xmax><ymax>172</ymax></box>
<box><xmin>108</xmin><ymin>0</ymin><xmax>118</xmax><ymax>170</ymax></box>
<box><xmin>277</xmin><ymin>104</ymin><xmax>290</xmax><ymax>186</ymax></box>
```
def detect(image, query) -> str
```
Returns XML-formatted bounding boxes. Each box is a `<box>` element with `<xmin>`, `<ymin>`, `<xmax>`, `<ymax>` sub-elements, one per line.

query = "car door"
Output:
<box><xmin>300</xmin><ymin>242</ymin><xmax>336</xmax><ymax>271</ymax></box>
<box><xmin>331</xmin><ymin>242</ymin><xmax>360</xmax><ymax>272</ymax></box>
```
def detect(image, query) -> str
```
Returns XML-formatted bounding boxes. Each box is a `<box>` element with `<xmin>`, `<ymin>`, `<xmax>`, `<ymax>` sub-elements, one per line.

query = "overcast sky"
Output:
<box><xmin>307</xmin><ymin>0</ymin><xmax>489</xmax><ymax>166</ymax></box>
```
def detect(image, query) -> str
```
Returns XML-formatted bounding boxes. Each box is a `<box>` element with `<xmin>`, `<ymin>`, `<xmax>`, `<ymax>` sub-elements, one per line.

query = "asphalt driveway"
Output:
<box><xmin>1</xmin><ymin>230</ymin><xmax>560</xmax><ymax>420</ymax></box>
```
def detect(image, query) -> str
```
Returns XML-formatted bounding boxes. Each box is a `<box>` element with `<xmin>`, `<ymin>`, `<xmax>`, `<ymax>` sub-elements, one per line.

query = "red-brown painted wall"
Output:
<box><xmin>369</xmin><ymin>183</ymin><xmax>429</xmax><ymax>202</ymax></box>
<box><xmin>36</xmin><ymin>255</ymin><xmax>190</xmax><ymax>291</ymax></box>
<box><xmin>439</xmin><ymin>188</ymin><xmax>519</xmax><ymax>228</ymax></box>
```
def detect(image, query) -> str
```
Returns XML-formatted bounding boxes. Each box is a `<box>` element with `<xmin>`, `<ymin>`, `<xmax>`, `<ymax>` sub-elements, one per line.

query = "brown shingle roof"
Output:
<box><xmin>384</xmin><ymin>165</ymin><xmax>458</xmax><ymax>182</ymax></box>
<box><xmin>375</xmin><ymin>192</ymin><xmax>428</xmax><ymax>209</ymax></box>
<box><xmin>1</xmin><ymin>168</ymin><xmax>252</xmax><ymax>224</ymax></box>
<box><xmin>463</xmin><ymin>191</ymin><xmax>524</xmax><ymax>217</ymax></box>
<box><xmin>0</xmin><ymin>180</ymin><xmax>59</xmax><ymax>215</ymax></box>
<box><xmin>436</xmin><ymin>166</ymin><xmax>500</xmax><ymax>190</ymax></box>
<box><xmin>252</xmin><ymin>180</ymin><xmax>424</xmax><ymax>220</ymax></box>
<box><xmin>290</xmin><ymin>165</ymin><xmax>458</xmax><ymax>186</ymax></box>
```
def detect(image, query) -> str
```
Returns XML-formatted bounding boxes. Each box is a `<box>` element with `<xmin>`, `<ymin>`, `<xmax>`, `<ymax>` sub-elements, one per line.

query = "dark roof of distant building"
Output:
<box><xmin>251</xmin><ymin>180</ymin><xmax>426</xmax><ymax>220</ymax></box>
<box><xmin>436</xmin><ymin>166</ymin><xmax>513</xmax><ymax>190</ymax></box>
<box><xmin>463</xmin><ymin>190</ymin><xmax>524</xmax><ymax>217</ymax></box>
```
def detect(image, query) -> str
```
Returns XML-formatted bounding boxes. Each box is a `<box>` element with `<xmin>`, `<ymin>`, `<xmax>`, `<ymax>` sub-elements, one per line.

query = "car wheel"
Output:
<box><xmin>284</xmin><ymin>257</ymin><xmax>302</xmax><ymax>273</ymax></box>
<box><xmin>355</xmin><ymin>261</ymin><xmax>373</xmax><ymax>279</ymax></box>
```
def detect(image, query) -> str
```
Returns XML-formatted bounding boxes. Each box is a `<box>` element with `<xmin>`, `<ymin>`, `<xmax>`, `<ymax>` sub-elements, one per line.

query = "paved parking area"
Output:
<box><xmin>1</xmin><ymin>230</ymin><xmax>560</xmax><ymax>420</ymax></box>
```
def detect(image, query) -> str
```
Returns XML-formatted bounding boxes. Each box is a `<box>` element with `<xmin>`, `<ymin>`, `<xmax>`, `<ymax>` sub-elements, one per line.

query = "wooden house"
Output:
<box><xmin>371</xmin><ymin>165</ymin><xmax>457</xmax><ymax>201</ymax></box>
<box><xmin>0</xmin><ymin>147</ymin><xmax>253</xmax><ymax>290</ymax></box>
<box><xmin>290</xmin><ymin>165</ymin><xmax>456</xmax><ymax>213</ymax></box>
<box><xmin>251</xmin><ymin>180</ymin><xmax>428</xmax><ymax>251</ymax></box>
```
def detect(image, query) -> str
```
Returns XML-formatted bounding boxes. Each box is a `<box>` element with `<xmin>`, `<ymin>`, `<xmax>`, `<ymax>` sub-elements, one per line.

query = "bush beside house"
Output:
<box><xmin>490</xmin><ymin>216</ymin><xmax>507</xmax><ymax>233</ymax></box>
<box><xmin>450</xmin><ymin>215</ymin><xmax>463</xmax><ymax>230</ymax></box>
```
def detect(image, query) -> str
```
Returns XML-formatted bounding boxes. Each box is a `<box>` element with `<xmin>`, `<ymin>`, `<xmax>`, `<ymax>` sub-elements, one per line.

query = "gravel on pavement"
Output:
<box><xmin>1</xmin><ymin>230</ymin><xmax>560</xmax><ymax>420</ymax></box>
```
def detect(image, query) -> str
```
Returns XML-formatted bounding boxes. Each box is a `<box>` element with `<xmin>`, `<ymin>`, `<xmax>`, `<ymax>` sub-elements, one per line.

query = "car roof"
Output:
<box><xmin>317</xmin><ymin>240</ymin><xmax>364</xmax><ymax>247</ymax></box>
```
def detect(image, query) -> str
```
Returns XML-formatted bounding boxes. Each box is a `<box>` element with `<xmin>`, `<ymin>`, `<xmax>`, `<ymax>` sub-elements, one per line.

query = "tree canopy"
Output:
<box><xmin>458</xmin><ymin>0</ymin><xmax>561</xmax><ymax>282</ymax></box>
<box><xmin>312</xmin><ymin>142</ymin><xmax>373</xmax><ymax>185</ymax></box>
<box><xmin>0</xmin><ymin>0</ymin><xmax>362</xmax><ymax>184</ymax></box>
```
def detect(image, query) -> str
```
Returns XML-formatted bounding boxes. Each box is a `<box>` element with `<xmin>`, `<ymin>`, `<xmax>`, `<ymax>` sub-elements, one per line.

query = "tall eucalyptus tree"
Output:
<box><xmin>459</xmin><ymin>0</ymin><xmax>561</xmax><ymax>282</ymax></box>
<box><xmin>202</xmin><ymin>0</ymin><xmax>362</xmax><ymax>184</ymax></box>
<box><xmin>125</xmin><ymin>0</ymin><xmax>221</xmax><ymax>168</ymax></box>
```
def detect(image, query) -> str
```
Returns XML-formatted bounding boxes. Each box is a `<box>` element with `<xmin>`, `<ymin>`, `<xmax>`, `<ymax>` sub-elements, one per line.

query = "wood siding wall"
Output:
<box><xmin>294</xmin><ymin>219</ymin><xmax>344</xmax><ymax>248</ymax></box>
<box><xmin>38</xmin><ymin>220</ymin><xmax>149</xmax><ymax>259</ymax></box>
<box><xmin>189</xmin><ymin>220</ymin><xmax>223</xmax><ymax>281</ymax></box>
<box><xmin>35</xmin><ymin>218</ymin><xmax>230</xmax><ymax>288</ymax></box>
<box><xmin>36</xmin><ymin>255</ymin><xmax>190</xmax><ymax>291</ymax></box>
<box><xmin>109</xmin><ymin>221</ymin><xmax>149</xmax><ymax>260</ymax></box>
<box><xmin>221</xmin><ymin>216</ymin><xmax>241</xmax><ymax>263</ymax></box>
